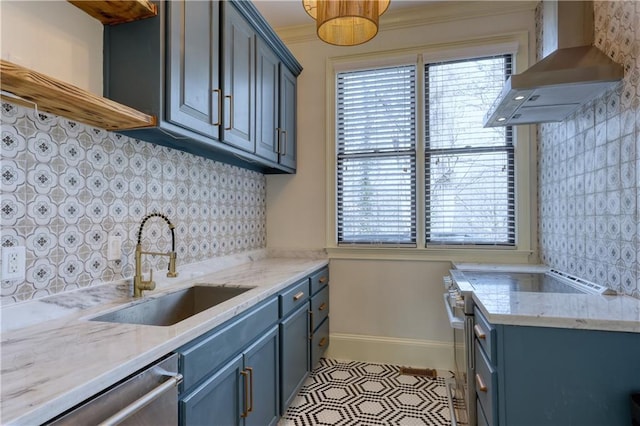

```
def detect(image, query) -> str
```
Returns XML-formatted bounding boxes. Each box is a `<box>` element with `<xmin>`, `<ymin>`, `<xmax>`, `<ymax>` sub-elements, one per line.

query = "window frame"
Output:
<box><xmin>325</xmin><ymin>34</ymin><xmax>537</xmax><ymax>263</ymax></box>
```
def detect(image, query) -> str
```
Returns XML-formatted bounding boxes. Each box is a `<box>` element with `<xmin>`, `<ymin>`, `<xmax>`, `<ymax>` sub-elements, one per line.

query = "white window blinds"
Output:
<box><xmin>425</xmin><ymin>55</ymin><xmax>515</xmax><ymax>245</ymax></box>
<box><xmin>337</xmin><ymin>65</ymin><xmax>417</xmax><ymax>245</ymax></box>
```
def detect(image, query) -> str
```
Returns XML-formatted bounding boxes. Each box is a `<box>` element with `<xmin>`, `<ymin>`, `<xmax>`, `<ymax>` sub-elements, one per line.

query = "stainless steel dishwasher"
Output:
<box><xmin>45</xmin><ymin>353</ymin><xmax>182</xmax><ymax>426</ymax></box>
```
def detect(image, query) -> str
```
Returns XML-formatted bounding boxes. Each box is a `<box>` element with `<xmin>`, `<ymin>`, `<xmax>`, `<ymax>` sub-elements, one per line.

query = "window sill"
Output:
<box><xmin>326</xmin><ymin>246</ymin><xmax>536</xmax><ymax>263</ymax></box>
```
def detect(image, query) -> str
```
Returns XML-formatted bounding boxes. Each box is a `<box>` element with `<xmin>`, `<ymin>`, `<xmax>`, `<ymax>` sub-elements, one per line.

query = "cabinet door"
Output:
<box><xmin>279</xmin><ymin>303</ymin><xmax>310</xmax><ymax>414</ymax></box>
<box><xmin>167</xmin><ymin>0</ymin><xmax>221</xmax><ymax>138</ymax></box>
<box><xmin>278</xmin><ymin>65</ymin><xmax>297</xmax><ymax>170</ymax></box>
<box><xmin>244</xmin><ymin>326</ymin><xmax>279</xmax><ymax>426</ymax></box>
<box><xmin>180</xmin><ymin>354</ymin><xmax>243</xmax><ymax>426</ymax></box>
<box><xmin>255</xmin><ymin>38</ymin><xmax>279</xmax><ymax>163</ymax></box>
<box><xmin>223</xmin><ymin>2</ymin><xmax>255</xmax><ymax>152</ymax></box>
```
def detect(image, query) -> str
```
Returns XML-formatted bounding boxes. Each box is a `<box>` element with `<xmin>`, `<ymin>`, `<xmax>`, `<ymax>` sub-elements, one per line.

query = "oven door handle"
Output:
<box><xmin>443</xmin><ymin>293</ymin><xmax>464</xmax><ymax>330</ymax></box>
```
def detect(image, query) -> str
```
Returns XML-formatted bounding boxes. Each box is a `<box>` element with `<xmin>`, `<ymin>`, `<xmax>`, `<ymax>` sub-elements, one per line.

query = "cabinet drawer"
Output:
<box><xmin>310</xmin><ymin>285</ymin><xmax>329</xmax><ymax>332</ymax></box>
<box><xmin>474</xmin><ymin>340</ymin><xmax>497</xmax><ymax>426</ymax></box>
<box><xmin>179</xmin><ymin>297</ymin><xmax>278</xmax><ymax>391</ymax></box>
<box><xmin>280</xmin><ymin>279</ymin><xmax>310</xmax><ymax>318</ymax></box>
<box><xmin>474</xmin><ymin>306</ymin><xmax>496</xmax><ymax>363</ymax></box>
<box><xmin>311</xmin><ymin>317</ymin><xmax>329</xmax><ymax>368</ymax></box>
<box><xmin>310</xmin><ymin>267</ymin><xmax>329</xmax><ymax>295</ymax></box>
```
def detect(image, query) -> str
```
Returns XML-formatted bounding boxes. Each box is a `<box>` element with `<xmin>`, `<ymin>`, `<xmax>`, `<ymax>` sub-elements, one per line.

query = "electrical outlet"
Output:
<box><xmin>107</xmin><ymin>236</ymin><xmax>122</xmax><ymax>261</ymax></box>
<box><xmin>2</xmin><ymin>246</ymin><xmax>26</xmax><ymax>281</ymax></box>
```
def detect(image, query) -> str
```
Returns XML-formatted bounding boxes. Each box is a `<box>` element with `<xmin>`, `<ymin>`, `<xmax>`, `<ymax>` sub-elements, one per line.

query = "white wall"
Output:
<box><xmin>1</xmin><ymin>0</ymin><xmax>103</xmax><ymax>94</ymax></box>
<box><xmin>267</xmin><ymin>2</ymin><xmax>537</xmax><ymax>369</ymax></box>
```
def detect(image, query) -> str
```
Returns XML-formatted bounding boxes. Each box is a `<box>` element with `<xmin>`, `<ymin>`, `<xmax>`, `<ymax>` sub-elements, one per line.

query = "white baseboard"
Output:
<box><xmin>325</xmin><ymin>333</ymin><xmax>455</xmax><ymax>371</ymax></box>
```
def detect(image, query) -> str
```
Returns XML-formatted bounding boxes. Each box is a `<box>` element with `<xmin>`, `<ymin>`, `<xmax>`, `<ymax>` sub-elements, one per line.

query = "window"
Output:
<box><xmin>425</xmin><ymin>55</ymin><xmax>514</xmax><ymax>246</ymax></box>
<box><xmin>337</xmin><ymin>66</ymin><xmax>417</xmax><ymax>245</ymax></box>
<box><xmin>335</xmin><ymin>54</ymin><xmax>514</xmax><ymax>247</ymax></box>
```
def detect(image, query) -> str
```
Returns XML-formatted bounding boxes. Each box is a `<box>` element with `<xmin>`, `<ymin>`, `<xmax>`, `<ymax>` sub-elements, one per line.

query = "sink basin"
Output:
<box><xmin>90</xmin><ymin>285</ymin><xmax>253</xmax><ymax>326</ymax></box>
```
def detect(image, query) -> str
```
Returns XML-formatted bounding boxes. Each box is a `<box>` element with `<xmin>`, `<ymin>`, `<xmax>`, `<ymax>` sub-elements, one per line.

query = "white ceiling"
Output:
<box><xmin>252</xmin><ymin>0</ymin><xmax>434</xmax><ymax>29</ymax></box>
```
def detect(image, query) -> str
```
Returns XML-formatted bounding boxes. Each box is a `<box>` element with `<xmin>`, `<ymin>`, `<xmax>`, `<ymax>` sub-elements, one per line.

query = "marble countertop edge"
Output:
<box><xmin>472</xmin><ymin>291</ymin><xmax>640</xmax><ymax>333</ymax></box>
<box><xmin>0</xmin><ymin>255</ymin><xmax>328</xmax><ymax>426</ymax></box>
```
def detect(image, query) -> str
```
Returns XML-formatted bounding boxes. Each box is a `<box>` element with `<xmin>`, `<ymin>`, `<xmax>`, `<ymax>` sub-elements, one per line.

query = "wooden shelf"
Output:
<box><xmin>0</xmin><ymin>60</ymin><xmax>156</xmax><ymax>131</ymax></box>
<box><xmin>68</xmin><ymin>0</ymin><xmax>157</xmax><ymax>25</ymax></box>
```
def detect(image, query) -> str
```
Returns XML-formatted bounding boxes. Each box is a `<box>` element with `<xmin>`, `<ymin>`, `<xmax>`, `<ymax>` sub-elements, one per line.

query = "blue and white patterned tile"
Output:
<box><xmin>28</xmin><ymin>131</ymin><xmax>58</xmax><ymax>163</ymax></box>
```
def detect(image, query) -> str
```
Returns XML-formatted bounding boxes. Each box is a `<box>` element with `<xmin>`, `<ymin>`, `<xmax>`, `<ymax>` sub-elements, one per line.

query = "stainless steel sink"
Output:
<box><xmin>90</xmin><ymin>285</ymin><xmax>253</xmax><ymax>326</ymax></box>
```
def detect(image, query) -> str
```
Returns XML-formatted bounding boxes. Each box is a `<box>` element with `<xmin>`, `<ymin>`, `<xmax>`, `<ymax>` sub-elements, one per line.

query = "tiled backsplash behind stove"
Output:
<box><xmin>537</xmin><ymin>1</ymin><xmax>640</xmax><ymax>297</ymax></box>
<box><xmin>1</xmin><ymin>102</ymin><xmax>266</xmax><ymax>305</ymax></box>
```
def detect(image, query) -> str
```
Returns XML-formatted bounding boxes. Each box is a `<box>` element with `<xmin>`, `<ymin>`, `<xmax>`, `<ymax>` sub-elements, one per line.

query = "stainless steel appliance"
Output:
<box><xmin>442</xmin><ymin>267</ymin><xmax>614</xmax><ymax>426</ymax></box>
<box><xmin>46</xmin><ymin>353</ymin><xmax>182</xmax><ymax>426</ymax></box>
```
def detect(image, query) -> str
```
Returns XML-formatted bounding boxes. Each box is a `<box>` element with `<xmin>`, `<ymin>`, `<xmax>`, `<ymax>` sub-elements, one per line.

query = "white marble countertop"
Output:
<box><xmin>0</xmin><ymin>252</ymin><xmax>328</xmax><ymax>425</ymax></box>
<box><xmin>450</xmin><ymin>266</ymin><xmax>640</xmax><ymax>333</ymax></box>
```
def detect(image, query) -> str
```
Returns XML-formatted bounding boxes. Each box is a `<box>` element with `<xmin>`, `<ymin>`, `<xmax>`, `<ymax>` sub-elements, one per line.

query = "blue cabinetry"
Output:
<box><xmin>279</xmin><ymin>266</ymin><xmax>330</xmax><ymax>415</ymax></box>
<box><xmin>103</xmin><ymin>0</ymin><xmax>301</xmax><ymax>173</ymax></box>
<box><xmin>474</xmin><ymin>308</ymin><xmax>640</xmax><ymax>426</ymax></box>
<box><xmin>178</xmin><ymin>266</ymin><xmax>329</xmax><ymax>424</ymax></box>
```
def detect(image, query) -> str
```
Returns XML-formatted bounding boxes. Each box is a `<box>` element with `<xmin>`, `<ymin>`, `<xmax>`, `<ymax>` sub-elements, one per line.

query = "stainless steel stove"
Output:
<box><xmin>442</xmin><ymin>266</ymin><xmax>615</xmax><ymax>426</ymax></box>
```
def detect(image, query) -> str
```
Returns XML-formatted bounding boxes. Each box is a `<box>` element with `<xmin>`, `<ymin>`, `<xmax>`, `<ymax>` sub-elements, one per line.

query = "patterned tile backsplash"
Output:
<box><xmin>1</xmin><ymin>102</ymin><xmax>266</xmax><ymax>305</ymax></box>
<box><xmin>537</xmin><ymin>1</ymin><xmax>640</xmax><ymax>297</ymax></box>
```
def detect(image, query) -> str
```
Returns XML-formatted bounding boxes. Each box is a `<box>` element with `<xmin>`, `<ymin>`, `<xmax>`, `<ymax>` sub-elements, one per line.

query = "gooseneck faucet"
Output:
<box><xmin>134</xmin><ymin>213</ymin><xmax>178</xmax><ymax>297</ymax></box>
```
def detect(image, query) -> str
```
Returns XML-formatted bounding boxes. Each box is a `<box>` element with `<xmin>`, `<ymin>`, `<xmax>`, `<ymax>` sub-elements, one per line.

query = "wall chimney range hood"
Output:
<box><xmin>484</xmin><ymin>1</ymin><xmax>623</xmax><ymax>127</ymax></box>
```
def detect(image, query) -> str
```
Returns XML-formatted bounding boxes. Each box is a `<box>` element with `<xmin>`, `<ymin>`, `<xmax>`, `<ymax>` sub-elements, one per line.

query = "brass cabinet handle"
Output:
<box><xmin>319</xmin><ymin>276</ymin><xmax>327</xmax><ymax>284</ymax></box>
<box><xmin>246</xmin><ymin>367</ymin><xmax>254</xmax><ymax>414</ymax></box>
<box><xmin>474</xmin><ymin>324</ymin><xmax>487</xmax><ymax>340</ymax></box>
<box><xmin>280</xmin><ymin>130</ymin><xmax>287</xmax><ymax>156</ymax></box>
<box><xmin>319</xmin><ymin>337</ymin><xmax>327</xmax><ymax>347</ymax></box>
<box><xmin>318</xmin><ymin>302</ymin><xmax>327</xmax><ymax>311</ymax></box>
<box><xmin>212</xmin><ymin>89</ymin><xmax>222</xmax><ymax>126</ymax></box>
<box><xmin>224</xmin><ymin>95</ymin><xmax>233</xmax><ymax>130</ymax></box>
<box><xmin>293</xmin><ymin>291</ymin><xmax>305</xmax><ymax>301</ymax></box>
<box><xmin>475</xmin><ymin>373</ymin><xmax>488</xmax><ymax>392</ymax></box>
<box><xmin>240</xmin><ymin>369</ymin><xmax>249</xmax><ymax>418</ymax></box>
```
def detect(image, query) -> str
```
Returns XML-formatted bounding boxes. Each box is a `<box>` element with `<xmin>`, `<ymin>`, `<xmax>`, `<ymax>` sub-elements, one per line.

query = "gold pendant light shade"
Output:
<box><xmin>302</xmin><ymin>0</ymin><xmax>390</xmax><ymax>46</ymax></box>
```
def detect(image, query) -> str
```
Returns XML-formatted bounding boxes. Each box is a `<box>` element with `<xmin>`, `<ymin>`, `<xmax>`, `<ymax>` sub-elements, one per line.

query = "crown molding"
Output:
<box><xmin>275</xmin><ymin>1</ymin><xmax>538</xmax><ymax>45</ymax></box>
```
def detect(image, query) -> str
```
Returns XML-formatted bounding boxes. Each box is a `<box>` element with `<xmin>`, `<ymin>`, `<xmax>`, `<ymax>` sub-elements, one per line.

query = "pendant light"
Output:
<box><xmin>302</xmin><ymin>0</ymin><xmax>390</xmax><ymax>46</ymax></box>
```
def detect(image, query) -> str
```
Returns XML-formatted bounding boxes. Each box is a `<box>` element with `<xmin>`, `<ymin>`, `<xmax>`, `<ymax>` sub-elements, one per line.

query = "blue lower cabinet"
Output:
<box><xmin>180</xmin><ymin>354</ymin><xmax>244</xmax><ymax>425</ymax></box>
<box><xmin>311</xmin><ymin>317</ymin><xmax>329</xmax><ymax>368</ymax></box>
<box><xmin>244</xmin><ymin>327</ymin><xmax>279</xmax><ymax>426</ymax></box>
<box><xmin>279</xmin><ymin>303</ymin><xmax>310</xmax><ymax>414</ymax></box>
<box><xmin>180</xmin><ymin>326</ymin><xmax>279</xmax><ymax>426</ymax></box>
<box><xmin>177</xmin><ymin>266</ymin><xmax>329</xmax><ymax>424</ymax></box>
<box><xmin>473</xmin><ymin>308</ymin><xmax>640</xmax><ymax>426</ymax></box>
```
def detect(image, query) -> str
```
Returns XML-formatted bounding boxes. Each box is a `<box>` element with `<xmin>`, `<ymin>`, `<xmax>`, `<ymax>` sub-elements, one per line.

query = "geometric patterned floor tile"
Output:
<box><xmin>280</xmin><ymin>359</ymin><xmax>454</xmax><ymax>426</ymax></box>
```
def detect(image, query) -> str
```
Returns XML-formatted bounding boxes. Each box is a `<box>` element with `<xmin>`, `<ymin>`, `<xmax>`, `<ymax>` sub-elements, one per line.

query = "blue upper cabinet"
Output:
<box><xmin>255</xmin><ymin>37</ymin><xmax>297</xmax><ymax>170</ymax></box>
<box><xmin>103</xmin><ymin>0</ymin><xmax>302</xmax><ymax>174</ymax></box>
<box><xmin>222</xmin><ymin>2</ymin><xmax>256</xmax><ymax>153</ymax></box>
<box><xmin>167</xmin><ymin>0</ymin><xmax>221</xmax><ymax>137</ymax></box>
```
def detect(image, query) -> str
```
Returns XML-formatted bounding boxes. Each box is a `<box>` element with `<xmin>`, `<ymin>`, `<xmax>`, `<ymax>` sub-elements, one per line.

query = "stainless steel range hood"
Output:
<box><xmin>484</xmin><ymin>1</ymin><xmax>623</xmax><ymax>127</ymax></box>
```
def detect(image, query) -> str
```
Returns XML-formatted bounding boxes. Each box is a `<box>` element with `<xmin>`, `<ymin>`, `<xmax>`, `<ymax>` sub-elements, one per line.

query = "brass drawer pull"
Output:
<box><xmin>276</xmin><ymin>127</ymin><xmax>282</xmax><ymax>154</ymax></box>
<box><xmin>246</xmin><ymin>367</ymin><xmax>254</xmax><ymax>414</ymax></box>
<box><xmin>280</xmin><ymin>130</ymin><xmax>287</xmax><ymax>156</ymax></box>
<box><xmin>225</xmin><ymin>95</ymin><xmax>233</xmax><ymax>130</ymax></box>
<box><xmin>212</xmin><ymin>88</ymin><xmax>222</xmax><ymax>126</ymax></box>
<box><xmin>318</xmin><ymin>337</ymin><xmax>327</xmax><ymax>347</ymax></box>
<box><xmin>319</xmin><ymin>276</ymin><xmax>327</xmax><ymax>284</ymax></box>
<box><xmin>318</xmin><ymin>302</ymin><xmax>327</xmax><ymax>311</ymax></box>
<box><xmin>474</xmin><ymin>324</ymin><xmax>487</xmax><ymax>340</ymax></box>
<box><xmin>293</xmin><ymin>291</ymin><xmax>305</xmax><ymax>301</ymax></box>
<box><xmin>240</xmin><ymin>369</ymin><xmax>249</xmax><ymax>418</ymax></box>
<box><xmin>475</xmin><ymin>373</ymin><xmax>488</xmax><ymax>392</ymax></box>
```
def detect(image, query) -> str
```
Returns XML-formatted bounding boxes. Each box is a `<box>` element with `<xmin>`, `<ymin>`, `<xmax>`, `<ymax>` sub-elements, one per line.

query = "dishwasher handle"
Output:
<box><xmin>443</xmin><ymin>293</ymin><xmax>464</xmax><ymax>330</ymax></box>
<box><xmin>98</xmin><ymin>373</ymin><xmax>183</xmax><ymax>426</ymax></box>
